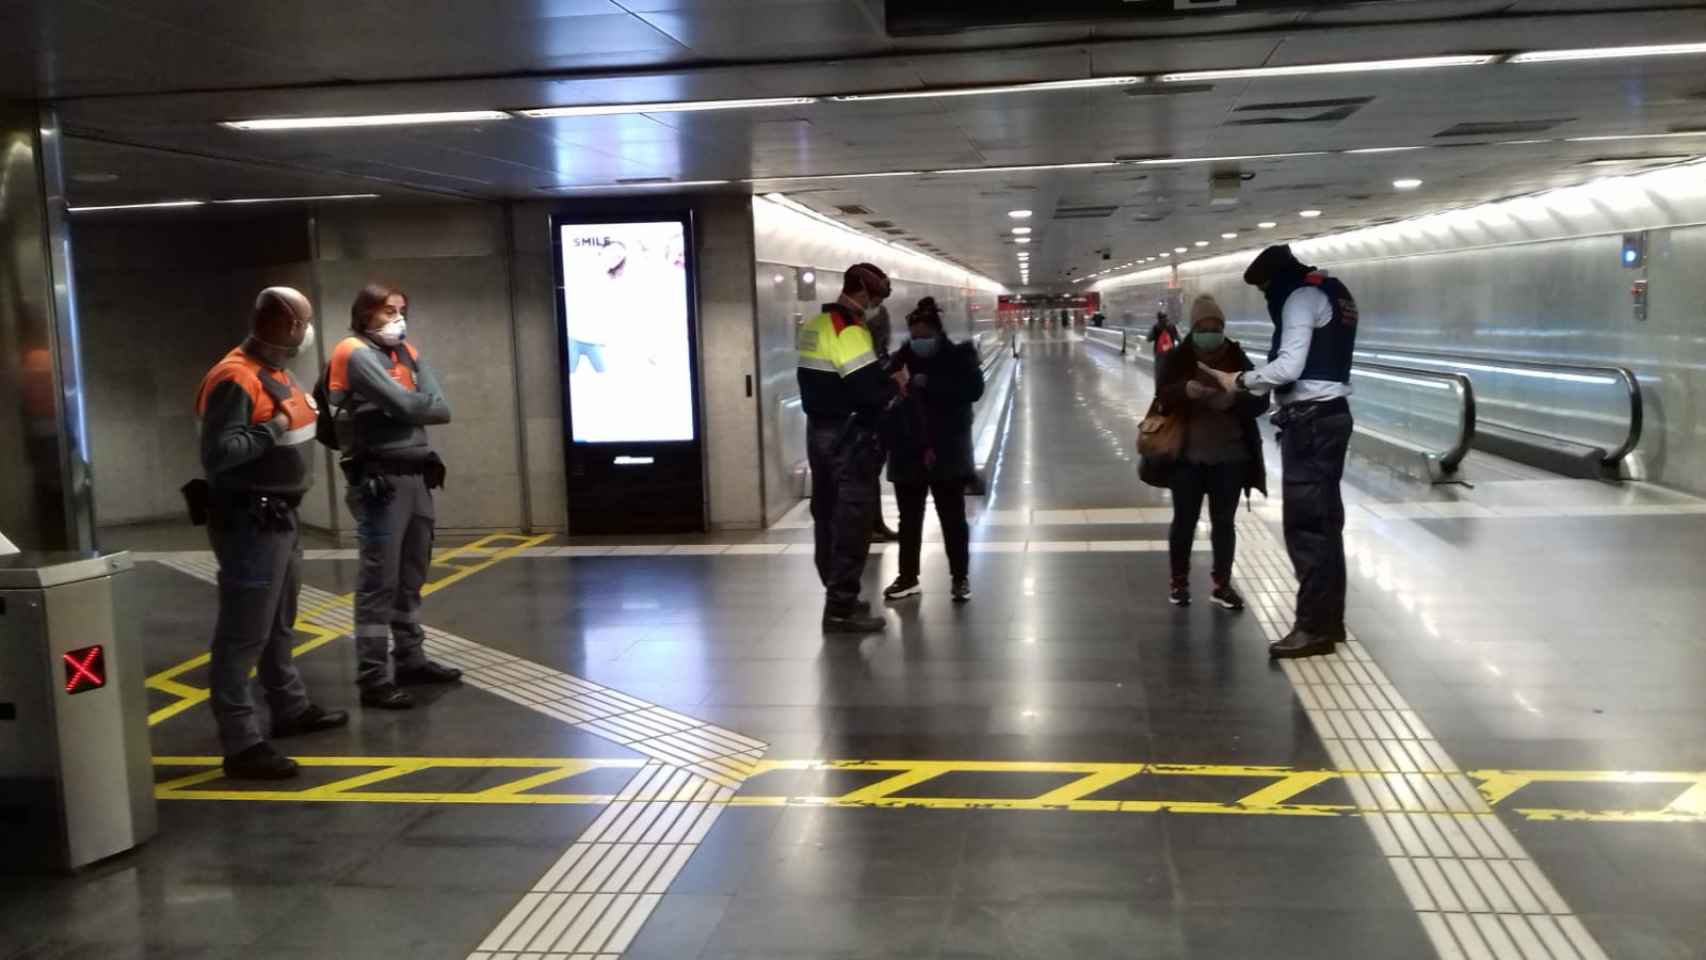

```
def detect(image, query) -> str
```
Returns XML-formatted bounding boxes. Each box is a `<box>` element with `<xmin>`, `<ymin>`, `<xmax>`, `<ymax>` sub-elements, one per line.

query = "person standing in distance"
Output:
<box><xmin>320</xmin><ymin>284</ymin><xmax>461</xmax><ymax>708</ymax></box>
<box><xmin>797</xmin><ymin>262</ymin><xmax>906</xmax><ymax>633</ymax></box>
<box><xmin>1198</xmin><ymin>245</ymin><xmax>1357</xmax><ymax>659</ymax></box>
<box><xmin>195</xmin><ymin>287</ymin><xmax>348</xmax><ymax>779</ymax></box>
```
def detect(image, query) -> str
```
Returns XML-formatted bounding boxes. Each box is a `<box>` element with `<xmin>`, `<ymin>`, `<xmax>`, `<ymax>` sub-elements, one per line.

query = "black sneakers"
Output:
<box><xmin>1210</xmin><ymin>581</ymin><xmax>1246</xmax><ymax>612</ymax></box>
<box><xmin>884</xmin><ymin>576</ymin><xmax>922</xmax><ymax>600</ymax></box>
<box><xmin>1168</xmin><ymin>576</ymin><xmax>1190</xmax><ymax>607</ymax></box>
<box><xmin>271</xmin><ymin>704</ymin><xmax>350</xmax><ymax>739</ymax></box>
<box><xmin>361</xmin><ymin>683</ymin><xmax>416</xmax><ymax>710</ymax></box>
<box><xmin>395</xmin><ymin>661</ymin><xmax>463</xmax><ymax>686</ymax></box>
<box><xmin>951</xmin><ymin>578</ymin><xmax>972</xmax><ymax>603</ymax></box>
<box><xmin>223</xmin><ymin>742</ymin><xmax>299</xmax><ymax>780</ymax></box>
<box><xmin>823</xmin><ymin>609</ymin><xmax>886</xmax><ymax>634</ymax></box>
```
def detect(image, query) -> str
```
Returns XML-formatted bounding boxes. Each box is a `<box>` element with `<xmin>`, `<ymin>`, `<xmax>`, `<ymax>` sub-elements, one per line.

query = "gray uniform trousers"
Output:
<box><xmin>208</xmin><ymin>502</ymin><xmax>311</xmax><ymax>754</ymax></box>
<box><xmin>346</xmin><ymin>471</ymin><xmax>435</xmax><ymax>688</ymax></box>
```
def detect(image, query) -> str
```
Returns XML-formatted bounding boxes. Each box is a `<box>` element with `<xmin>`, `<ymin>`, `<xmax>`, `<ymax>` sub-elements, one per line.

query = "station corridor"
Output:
<box><xmin>4</xmin><ymin>331</ymin><xmax>1702</xmax><ymax>960</ymax></box>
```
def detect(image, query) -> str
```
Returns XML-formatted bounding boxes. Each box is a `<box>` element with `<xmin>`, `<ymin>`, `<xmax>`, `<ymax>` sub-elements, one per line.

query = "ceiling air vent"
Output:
<box><xmin>835</xmin><ymin>204</ymin><xmax>873</xmax><ymax>216</ymax></box>
<box><xmin>1126</xmin><ymin>83</ymin><xmax>1215</xmax><ymax>97</ymax></box>
<box><xmin>881</xmin><ymin>228</ymin><xmax>906</xmax><ymax>236</ymax></box>
<box><xmin>866</xmin><ymin>219</ymin><xmax>895</xmax><ymax>228</ymax></box>
<box><xmin>1434</xmin><ymin>119</ymin><xmax>1575</xmax><ymax>138</ymax></box>
<box><xmin>1053</xmin><ymin>205</ymin><xmax>1118</xmax><ymax>220</ymax></box>
<box><xmin>1131</xmin><ymin>213</ymin><xmax>1169</xmax><ymax>223</ymax></box>
<box><xmin>1229</xmin><ymin>96</ymin><xmax>1371</xmax><ymax>127</ymax></box>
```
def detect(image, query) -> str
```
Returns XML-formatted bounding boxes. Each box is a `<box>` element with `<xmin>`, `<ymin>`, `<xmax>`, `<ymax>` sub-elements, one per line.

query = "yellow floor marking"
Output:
<box><xmin>144</xmin><ymin>531</ymin><xmax>550</xmax><ymax>726</ymax></box>
<box><xmin>149</xmin><ymin>756</ymin><xmax>1706</xmax><ymax>823</ymax></box>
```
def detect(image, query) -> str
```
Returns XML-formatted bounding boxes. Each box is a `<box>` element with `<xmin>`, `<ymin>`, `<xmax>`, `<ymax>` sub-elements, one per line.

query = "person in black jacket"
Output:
<box><xmin>1146</xmin><ymin>310</ymin><xmax>1182</xmax><ymax>357</ymax></box>
<box><xmin>1154</xmin><ymin>295</ymin><xmax>1269</xmax><ymax>610</ymax></box>
<box><xmin>882</xmin><ymin>298</ymin><xmax>984</xmax><ymax>604</ymax></box>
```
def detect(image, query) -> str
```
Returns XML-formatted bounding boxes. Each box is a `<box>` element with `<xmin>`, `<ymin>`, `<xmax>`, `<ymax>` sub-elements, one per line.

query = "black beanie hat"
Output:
<box><xmin>1243</xmin><ymin>244</ymin><xmax>1304</xmax><ymax>287</ymax></box>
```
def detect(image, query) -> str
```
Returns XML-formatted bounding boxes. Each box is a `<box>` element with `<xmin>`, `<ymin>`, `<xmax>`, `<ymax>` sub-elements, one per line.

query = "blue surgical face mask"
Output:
<box><xmin>909</xmin><ymin>335</ymin><xmax>940</xmax><ymax>358</ymax></box>
<box><xmin>1192</xmin><ymin>330</ymin><xmax>1225</xmax><ymax>353</ymax></box>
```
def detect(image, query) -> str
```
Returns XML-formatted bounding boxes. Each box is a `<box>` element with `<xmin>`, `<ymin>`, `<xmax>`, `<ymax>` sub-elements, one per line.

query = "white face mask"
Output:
<box><xmin>292</xmin><ymin>321</ymin><xmax>315</xmax><ymax>357</ymax></box>
<box><xmin>374</xmin><ymin>317</ymin><xmax>407</xmax><ymax>347</ymax></box>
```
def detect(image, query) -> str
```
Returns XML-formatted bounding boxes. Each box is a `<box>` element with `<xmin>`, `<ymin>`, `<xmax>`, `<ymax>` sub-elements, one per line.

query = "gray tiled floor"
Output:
<box><xmin>15</xmin><ymin>334</ymin><xmax>1706</xmax><ymax>959</ymax></box>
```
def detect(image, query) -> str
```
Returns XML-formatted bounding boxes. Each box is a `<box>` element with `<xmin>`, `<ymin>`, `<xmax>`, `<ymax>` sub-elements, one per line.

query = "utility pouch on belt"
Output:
<box><xmin>180</xmin><ymin>479</ymin><xmax>210</xmax><ymax>527</ymax></box>
<box><xmin>424</xmin><ymin>452</ymin><xmax>447</xmax><ymax>491</ymax></box>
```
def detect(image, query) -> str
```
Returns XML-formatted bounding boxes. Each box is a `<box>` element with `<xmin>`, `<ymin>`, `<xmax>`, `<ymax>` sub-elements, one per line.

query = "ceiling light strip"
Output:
<box><xmin>1157</xmin><ymin>54</ymin><xmax>1496</xmax><ymax>83</ymax></box>
<box><xmin>212</xmin><ymin>193</ymin><xmax>380</xmax><ymax>205</ymax></box>
<box><xmin>830</xmin><ymin>76</ymin><xmax>1140</xmax><ymax>102</ymax></box>
<box><xmin>1509</xmin><ymin>42</ymin><xmax>1706</xmax><ymax>64</ymax></box>
<box><xmin>520</xmin><ymin>97</ymin><xmax>815</xmax><ymax>118</ymax></box>
<box><xmin>67</xmin><ymin>200</ymin><xmax>207</xmax><ymax>213</ymax></box>
<box><xmin>221</xmin><ymin>110</ymin><xmax>509</xmax><ymax>131</ymax></box>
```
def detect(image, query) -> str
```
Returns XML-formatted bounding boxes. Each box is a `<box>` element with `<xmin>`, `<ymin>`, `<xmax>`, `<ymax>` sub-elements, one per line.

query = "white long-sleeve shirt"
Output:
<box><xmin>1241</xmin><ymin>285</ymin><xmax>1353</xmax><ymax>404</ymax></box>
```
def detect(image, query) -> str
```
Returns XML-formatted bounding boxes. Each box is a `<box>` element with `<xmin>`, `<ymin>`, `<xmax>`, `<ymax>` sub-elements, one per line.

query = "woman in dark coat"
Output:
<box><xmin>1153</xmin><ymin>294</ymin><xmax>1269</xmax><ymax>610</ymax></box>
<box><xmin>882</xmin><ymin>298</ymin><xmax>984</xmax><ymax>604</ymax></box>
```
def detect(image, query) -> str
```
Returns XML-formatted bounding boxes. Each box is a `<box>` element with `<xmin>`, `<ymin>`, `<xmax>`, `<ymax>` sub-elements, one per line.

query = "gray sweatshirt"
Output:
<box><xmin>327</xmin><ymin>336</ymin><xmax>452</xmax><ymax>462</ymax></box>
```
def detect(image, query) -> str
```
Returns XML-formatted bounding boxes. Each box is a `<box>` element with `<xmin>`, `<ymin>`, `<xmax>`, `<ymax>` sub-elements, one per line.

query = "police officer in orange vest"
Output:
<box><xmin>320</xmin><ymin>283</ymin><xmax>459</xmax><ymax>710</ymax></box>
<box><xmin>194</xmin><ymin>287</ymin><xmax>349</xmax><ymax>780</ymax></box>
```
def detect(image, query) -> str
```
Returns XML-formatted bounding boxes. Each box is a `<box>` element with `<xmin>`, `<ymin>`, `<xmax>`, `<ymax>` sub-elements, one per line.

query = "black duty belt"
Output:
<box><xmin>363</xmin><ymin>459</ymin><xmax>429</xmax><ymax>476</ymax></box>
<box><xmin>212</xmin><ymin>489</ymin><xmax>303</xmax><ymax>510</ymax></box>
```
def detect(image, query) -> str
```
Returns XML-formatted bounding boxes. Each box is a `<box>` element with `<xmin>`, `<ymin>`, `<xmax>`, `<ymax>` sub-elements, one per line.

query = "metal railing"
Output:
<box><xmin>1351</xmin><ymin>360</ymin><xmax>1477</xmax><ymax>477</ymax></box>
<box><xmin>1354</xmin><ymin>346</ymin><xmax>1642</xmax><ymax>474</ymax></box>
<box><xmin>1082</xmin><ymin>326</ymin><xmax>1126</xmax><ymax>355</ymax></box>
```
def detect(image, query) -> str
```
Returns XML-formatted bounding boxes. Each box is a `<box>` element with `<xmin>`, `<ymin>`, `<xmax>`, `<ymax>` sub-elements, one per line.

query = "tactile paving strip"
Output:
<box><xmin>1236</xmin><ymin>516</ymin><xmax>1609</xmax><ymax>960</ymax></box>
<box><xmin>147</xmin><ymin>554</ymin><xmax>769</xmax><ymax>959</ymax></box>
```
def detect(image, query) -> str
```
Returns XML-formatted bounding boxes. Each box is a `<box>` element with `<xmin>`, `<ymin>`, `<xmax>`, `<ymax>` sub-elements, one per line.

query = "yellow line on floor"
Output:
<box><xmin>148</xmin><ymin>756</ymin><xmax>1706</xmax><ymax>822</ymax></box>
<box><xmin>144</xmin><ymin>531</ymin><xmax>550</xmax><ymax>726</ymax></box>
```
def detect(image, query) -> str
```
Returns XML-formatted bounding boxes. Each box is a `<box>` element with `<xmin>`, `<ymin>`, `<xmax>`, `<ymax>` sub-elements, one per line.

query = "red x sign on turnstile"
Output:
<box><xmin>63</xmin><ymin>645</ymin><xmax>105</xmax><ymax>694</ymax></box>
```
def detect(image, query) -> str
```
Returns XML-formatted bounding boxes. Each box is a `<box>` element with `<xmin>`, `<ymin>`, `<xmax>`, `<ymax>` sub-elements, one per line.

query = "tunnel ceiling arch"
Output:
<box><xmin>14</xmin><ymin>0</ymin><xmax>1706</xmax><ymax>290</ymax></box>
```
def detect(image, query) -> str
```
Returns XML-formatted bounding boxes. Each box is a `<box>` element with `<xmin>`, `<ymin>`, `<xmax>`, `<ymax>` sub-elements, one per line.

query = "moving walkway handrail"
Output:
<box><xmin>1353</xmin><ymin>360</ymin><xmax>1477</xmax><ymax>473</ymax></box>
<box><xmin>1355</xmin><ymin>346</ymin><xmax>1642</xmax><ymax>466</ymax></box>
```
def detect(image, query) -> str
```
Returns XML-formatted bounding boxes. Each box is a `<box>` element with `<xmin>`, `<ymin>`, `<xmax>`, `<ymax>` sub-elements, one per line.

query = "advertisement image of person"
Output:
<box><xmin>567</xmin><ymin>240</ymin><xmax>626</xmax><ymax>374</ymax></box>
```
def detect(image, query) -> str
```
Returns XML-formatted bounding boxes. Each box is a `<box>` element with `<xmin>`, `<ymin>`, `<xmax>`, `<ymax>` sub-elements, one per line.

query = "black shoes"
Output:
<box><xmin>1169</xmin><ymin>577</ymin><xmax>1190</xmax><ymax>607</ymax></box>
<box><xmin>396</xmin><ymin>661</ymin><xmax>463</xmax><ymax>686</ymax></box>
<box><xmin>871</xmin><ymin>524</ymin><xmax>899</xmax><ymax>543</ymax></box>
<box><xmin>361</xmin><ymin>683</ymin><xmax>416</xmax><ymax>709</ymax></box>
<box><xmin>272</xmin><ymin>704</ymin><xmax>350</xmax><ymax>739</ymax></box>
<box><xmin>223</xmin><ymin>742</ymin><xmax>299</xmax><ymax>780</ymax></box>
<box><xmin>823</xmin><ymin>609</ymin><xmax>886</xmax><ymax>634</ymax></box>
<box><xmin>1210</xmin><ymin>581</ymin><xmax>1246</xmax><ymax>612</ymax></box>
<box><xmin>884</xmin><ymin>576</ymin><xmax>922</xmax><ymax>600</ymax></box>
<box><xmin>1268</xmin><ymin>630</ymin><xmax>1337</xmax><ymax>659</ymax></box>
<box><xmin>951</xmin><ymin>578</ymin><xmax>972</xmax><ymax>603</ymax></box>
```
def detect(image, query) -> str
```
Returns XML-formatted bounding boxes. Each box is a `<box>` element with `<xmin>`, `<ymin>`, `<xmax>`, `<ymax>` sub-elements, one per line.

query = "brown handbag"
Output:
<box><xmin>1136</xmin><ymin>397</ymin><xmax>1184</xmax><ymax>461</ymax></box>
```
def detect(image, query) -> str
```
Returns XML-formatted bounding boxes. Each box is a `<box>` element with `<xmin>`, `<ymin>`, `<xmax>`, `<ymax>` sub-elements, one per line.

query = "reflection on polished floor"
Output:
<box><xmin>7</xmin><ymin>333</ymin><xmax>1706</xmax><ymax>960</ymax></box>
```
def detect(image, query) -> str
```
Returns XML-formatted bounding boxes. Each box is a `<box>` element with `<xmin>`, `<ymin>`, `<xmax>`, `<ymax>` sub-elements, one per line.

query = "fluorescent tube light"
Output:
<box><xmin>547</xmin><ymin>179</ymin><xmax>733</xmax><ymax>191</ymax></box>
<box><xmin>745</xmin><ymin>170</ymin><xmax>921</xmax><ymax>184</ymax></box>
<box><xmin>1509</xmin><ymin>42</ymin><xmax>1706</xmax><ymax>64</ymax></box>
<box><xmin>213</xmin><ymin>193</ymin><xmax>380</xmax><ymax>205</ymax></box>
<box><xmin>67</xmin><ymin>200</ymin><xmax>206</xmax><ymax>212</ymax></box>
<box><xmin>222</xmin><ymin>110</ymin><xmax>509</xmax><ymax>131</ymax></box>
<box><xmin>1299</xmin><ymin>209</ymin><xmax>1323</xmax><ymax>218</ymax></box>
<box><xmin>830</xmin><ymin>77</ymin><xmax>1139</xmax><ymax>102</ymax></box>
<box><xmin>1009</xmin><ymin>209</ymin><xmax>1033</xmax><ymax>219</ymax></box>
<box><xmin>1258</xmin><ymin>221</ymin><xmax>1278</xmax><ymax>229</ymax></box>
<box><xmin>931</xmin><ymin>161</ymin><xmax>1119</xmax><ymax>175</ymax></box>
<box><xmin>520</xmin><ymin>97</ymin><xmax>815</xmax><ymax>118</ymax></box>
<box><xmin>1126</xmin><ymin>151</ymin><xmax>1327</xmax><ymax>166</ymax></box>
<box><xmin>1158</xmin><ymin>55</ymin><xmax>1495</xmax><ymax>83</ymax></box>
<box><xmin>1565</xmin><ymin>131</ymin><xmax>1706</xmax><ymax>143</ymax></box>
<box><xmin>1393</xmin><ymin>179</ymin><xmax>1424</xmax><ymax>190</ymax></box>
<box><xmin>1194</xmin><ymin>240</ymin><xmax>1210</xmax><ymax>247</ymax></box>
<box><xmin>1221</xmin><ymin>232</ymin><xmax>1238</xmax><ymax>239</ymax></box>
<box><xmin>1345</xmin><ymin>146</ymin><xmax>1427</xmax><ymax>154</ymax></box>
<box><xmin>1012</xmin><ymin>227</ymin><xmax>1032</xmax><ymax>235</ymax></box>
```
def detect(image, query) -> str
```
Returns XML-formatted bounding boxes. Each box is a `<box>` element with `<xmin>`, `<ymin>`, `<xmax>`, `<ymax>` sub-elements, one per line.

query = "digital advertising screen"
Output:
<box><xmin>556</xmin><ymin>218</ymin><xmax>697</xmax><ymax>444</ymax></box>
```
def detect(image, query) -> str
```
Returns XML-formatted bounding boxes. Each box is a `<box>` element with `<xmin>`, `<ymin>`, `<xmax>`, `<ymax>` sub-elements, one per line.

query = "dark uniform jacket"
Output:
<box><xmin>885</xmin><ymin>337</ymin><xmax>984</xmax><ymax>486</ymax></box>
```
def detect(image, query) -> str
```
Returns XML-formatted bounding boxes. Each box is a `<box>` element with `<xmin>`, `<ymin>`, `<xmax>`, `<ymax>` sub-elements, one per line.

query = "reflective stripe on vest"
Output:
<box><xmin>797</xmin><ymin>310</ymin><xmax>877</xmax><ymax>378</ymax></box>
<box><xmin>195</xmin><ymin>347</ymin><xmax>318</xmax><ymax>444</ymax></box>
